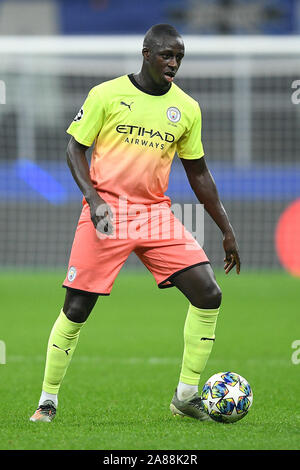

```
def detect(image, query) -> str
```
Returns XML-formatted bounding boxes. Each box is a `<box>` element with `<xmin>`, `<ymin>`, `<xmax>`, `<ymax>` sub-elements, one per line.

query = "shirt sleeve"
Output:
<box><xmin>66</xmin><ymin>86</ymin><xmax>106</xmax><ymax>147</ymax></box>
<box><xmin>176</xmin><ymin>103</ymin><xmax>204</xmax><ymax>159</ymax></box>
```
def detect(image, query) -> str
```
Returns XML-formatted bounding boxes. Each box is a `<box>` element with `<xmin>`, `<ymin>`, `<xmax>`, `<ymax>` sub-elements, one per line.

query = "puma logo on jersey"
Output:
<box><xmin>120</xmin><ymin>101</ymin><xmax>133</xmax><ymax>111</ymax></box>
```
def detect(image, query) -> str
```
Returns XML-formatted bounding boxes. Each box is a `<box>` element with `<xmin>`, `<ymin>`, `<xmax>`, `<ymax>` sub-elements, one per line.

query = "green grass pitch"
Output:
<box><xmin>0</xmin><ymin>269</ymin><xmax>299</xmax><ymax>450</ymax></box>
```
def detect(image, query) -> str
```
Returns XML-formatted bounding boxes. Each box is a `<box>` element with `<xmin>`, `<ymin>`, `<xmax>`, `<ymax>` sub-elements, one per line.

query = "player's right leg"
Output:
<box><xmin>30</xmin><ymin>201</ymin><xmax>133</xmax><ymax>422</ymax></box>
<box><xmin>29</xmin><ymin>288</ymin><xmax>98</xmax><ymax>422</ymax></box>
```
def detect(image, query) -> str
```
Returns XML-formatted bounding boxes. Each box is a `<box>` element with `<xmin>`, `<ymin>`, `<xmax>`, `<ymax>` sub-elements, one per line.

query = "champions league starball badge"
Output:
<box><xmin>167</xmin><ymin>107</ymin><xmax>181</xmax><ymax>123</ymax></box>
<box><xmin>73</xmin><ymin>107</ymin><xmax>84</xmax><ymax>121</ymax></box>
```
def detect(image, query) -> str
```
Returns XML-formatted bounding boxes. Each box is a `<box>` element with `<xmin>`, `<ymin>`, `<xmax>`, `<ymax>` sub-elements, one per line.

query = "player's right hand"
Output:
<box><xmin>89</xmin><ymin>197</ymin><xmax>114</xmax><ymax>235</ymax></box>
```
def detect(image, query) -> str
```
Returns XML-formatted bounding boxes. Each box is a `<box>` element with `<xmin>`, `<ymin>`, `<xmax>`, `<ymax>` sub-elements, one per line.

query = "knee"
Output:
<box><xmin>64</xmin><ymin>301</ymin><xmax>89</xmax><ymax>323</ymax></box>
<box><xmin>63</xmin><ymin>297</ymin><xmax>93</xmax><ymax>323</ymax></box>
<box><xmin>193</xmin><ymin>282</ymin><xmax>222</xmax><ymax>310</ymax></box>
<box><xmin>63</xmin><ymin>289</ymin><xmax>98</xmax><ymax>323</ymax></box>
<box><xmin>208</xmin><ymin>283</ymin><xmax>222</xmax><ymax>309</ymax></box>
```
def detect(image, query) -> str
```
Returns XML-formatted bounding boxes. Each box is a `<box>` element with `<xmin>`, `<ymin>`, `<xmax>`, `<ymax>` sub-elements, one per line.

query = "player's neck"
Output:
<box><xmin>133</xmin><ymin>70</ymin><xmax>171</xmax><ymax>95</ymax></box>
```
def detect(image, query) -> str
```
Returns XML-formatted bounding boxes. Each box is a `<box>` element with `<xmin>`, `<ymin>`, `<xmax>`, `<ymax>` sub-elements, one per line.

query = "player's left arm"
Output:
<box><xmin>181</xmin><ymin>156</ymin><xmax>241</xmax><ymax>274</ymax></box>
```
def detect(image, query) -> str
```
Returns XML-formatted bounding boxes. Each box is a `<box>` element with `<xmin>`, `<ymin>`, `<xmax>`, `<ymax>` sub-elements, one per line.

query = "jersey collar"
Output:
<box><xmin>128</xmin><ymin>74</ymin><xmax>172</xmax><ymax>96</ymax></box>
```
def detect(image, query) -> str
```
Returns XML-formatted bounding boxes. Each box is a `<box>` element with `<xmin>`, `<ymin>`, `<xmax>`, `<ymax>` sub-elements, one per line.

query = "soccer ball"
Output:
<box><xmin>201</xmin><ymin>371</ymin><xmax>253</xmax><ymax>423</ymax></box>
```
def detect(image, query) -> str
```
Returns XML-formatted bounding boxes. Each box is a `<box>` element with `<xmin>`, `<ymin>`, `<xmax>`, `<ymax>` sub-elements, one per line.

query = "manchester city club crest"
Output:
<box><xmin>67</xmin><ymin>266</ymin><xmax>77</xmax><ymax>282</ymax></box>
<box><xmin>167</xmin><ymin>107</ymin><xmax>181</xmax><ymax>123</ymax></box>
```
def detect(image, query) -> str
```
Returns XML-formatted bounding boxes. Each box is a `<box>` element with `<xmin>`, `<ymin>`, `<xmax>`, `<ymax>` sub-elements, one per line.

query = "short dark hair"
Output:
<box><xmin>143</xmin><ymin>24</ymin><xmax>182</xmax><ymax>49</ymax></box>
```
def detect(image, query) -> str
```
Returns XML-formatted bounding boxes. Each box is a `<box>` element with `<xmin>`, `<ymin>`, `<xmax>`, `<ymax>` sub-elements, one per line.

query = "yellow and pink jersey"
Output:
<box><xmin>66</xmin><ymin>74</ymin><xmax>204</xmax><ymax>207</ymax></box>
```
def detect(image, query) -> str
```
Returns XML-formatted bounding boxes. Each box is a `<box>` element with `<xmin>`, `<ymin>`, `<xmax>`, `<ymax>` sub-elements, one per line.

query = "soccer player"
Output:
<box><xmin>30</xmin><ymin>24</ymin><xmax>240</xmax><ymax>423</ymax></box>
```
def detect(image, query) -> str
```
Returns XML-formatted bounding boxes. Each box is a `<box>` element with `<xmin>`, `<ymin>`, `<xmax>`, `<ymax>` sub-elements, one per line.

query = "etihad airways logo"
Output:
<box><xmin>116</xmin><ymin>125</ymin><xmax>175</xmax><ymax>143</ymax></box>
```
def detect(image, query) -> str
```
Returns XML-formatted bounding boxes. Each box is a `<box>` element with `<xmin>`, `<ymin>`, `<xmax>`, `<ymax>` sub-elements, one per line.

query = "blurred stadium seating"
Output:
<box><xmin>0</xmin><ymin>0</ymin><xmax>298</xmax><ymax>35</ymax></box>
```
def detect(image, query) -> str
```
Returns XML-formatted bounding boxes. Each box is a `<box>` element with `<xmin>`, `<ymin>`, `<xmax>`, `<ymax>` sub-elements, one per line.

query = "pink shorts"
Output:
<box><xmin>63</xmin><ymin>202</ymin><xmax>209</xmax><ymax>295</ymax></box>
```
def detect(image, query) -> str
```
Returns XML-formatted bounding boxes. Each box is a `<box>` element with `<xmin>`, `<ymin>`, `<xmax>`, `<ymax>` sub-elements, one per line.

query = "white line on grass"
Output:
<box><xmin>6</xmin><ymin>355</ymin><xmax>292</xmax><ymax>367</ymax></box>
<box><xmin>7</xmin><ymin>355</ymin><xmax>181</xmax><ymax>365</ymax></box>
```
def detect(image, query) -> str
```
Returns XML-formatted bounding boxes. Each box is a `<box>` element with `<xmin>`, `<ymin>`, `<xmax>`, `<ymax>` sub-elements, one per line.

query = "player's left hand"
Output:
<box><xmin>223</xmin><ymin>233</ymin><xmax>241</xmax><ymax>274</ymax></box>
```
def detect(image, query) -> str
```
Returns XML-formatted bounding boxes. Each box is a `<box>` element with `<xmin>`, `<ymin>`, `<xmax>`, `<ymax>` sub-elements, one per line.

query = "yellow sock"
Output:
<box><xmin>179</xmin><ymin>304</ymin><xmax>219</xmax><ymax>386</ymax></box>
<box><xmin>42</xmin><ymin>310</ymin><xmax>85</xmax><ymax>394</ymax></box>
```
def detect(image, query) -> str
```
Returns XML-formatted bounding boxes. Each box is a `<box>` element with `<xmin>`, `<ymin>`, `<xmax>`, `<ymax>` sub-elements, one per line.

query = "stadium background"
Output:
<box><xmin>0</xmin><ymin>0</ymin><xmax>300</xmax><ymax>271</ymax></box>
<box><xmin>0</xmin><ymin>0</ymin><xmax>299</xmax><ymax>451</ymax></box>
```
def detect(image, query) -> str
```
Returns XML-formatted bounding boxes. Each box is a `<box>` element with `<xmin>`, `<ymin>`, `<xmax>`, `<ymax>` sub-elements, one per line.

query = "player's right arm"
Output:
<box><xmin>66</xmin><ymin>87</ymin><xmax>113</xmax><ymax>234</ymax></box>
<box><xmin>66</xmin><ymin>137</ymin><xmax>112</xmax><ymax>232</ymax></box>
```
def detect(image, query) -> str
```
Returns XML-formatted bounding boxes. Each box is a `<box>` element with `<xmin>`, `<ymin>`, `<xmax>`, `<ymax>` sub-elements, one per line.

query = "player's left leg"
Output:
<box><xmin>171</xmin><ymin>262</ymin><xmax>222</xmax><ymax>309</ymax></box>
<box><xmin>137</xmin><ymin>245</ymin><xmax>221</xmax><ymax>420</ymax></box>
<box><xmin>170</xmin><ymin>263</ymin><xmax>221</xmax><ymax>420</ymax></box>
<box><xmin>134</xmin><ymin>206</ymin><xmax>221</xmax><ymax>420</ymax></box>
<box><xmin>172</xmin><ymin>263</ymin><xmax>221</xmax><ymax>384</ymax></box>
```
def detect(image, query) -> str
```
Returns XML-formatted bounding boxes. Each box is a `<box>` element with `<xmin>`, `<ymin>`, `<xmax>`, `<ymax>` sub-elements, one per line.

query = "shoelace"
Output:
<box><xmin>189</xmin><ymin>397</ymin><xmax>204</xmax><ymax>410</ymax></box>
<box><xmin>38</xmin><ymin>404</ymin><xmax>56</xmax><ymax>414</ymax></box>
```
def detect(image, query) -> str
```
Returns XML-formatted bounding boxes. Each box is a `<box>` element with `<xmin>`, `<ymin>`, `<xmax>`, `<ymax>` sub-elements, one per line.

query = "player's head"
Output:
<box><xmin>142</xmin><ymin>24</ymin><xmax>184</xmax><ymax>88</ymax></box>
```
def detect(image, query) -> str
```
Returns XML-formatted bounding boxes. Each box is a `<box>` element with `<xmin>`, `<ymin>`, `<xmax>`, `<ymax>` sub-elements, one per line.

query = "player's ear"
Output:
<box><xmin>142</xmin><ymin>47</ymin><xmax>151</xmax><ymax>61</ymax></box>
